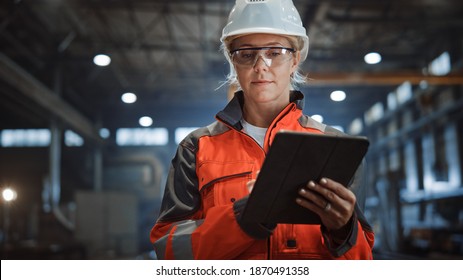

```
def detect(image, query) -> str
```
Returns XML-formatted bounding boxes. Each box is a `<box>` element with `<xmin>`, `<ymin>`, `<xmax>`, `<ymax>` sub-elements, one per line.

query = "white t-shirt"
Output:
<box><xmin>241</xmin><ymin>119</ymin><xmax>267</xmax><ymax>148</ymax></box>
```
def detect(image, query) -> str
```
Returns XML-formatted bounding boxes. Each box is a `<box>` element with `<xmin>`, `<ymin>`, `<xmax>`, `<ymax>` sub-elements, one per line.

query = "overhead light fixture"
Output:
<box><xmin>121</xmin><ymin>92</ymin><xmax>137</xmax><ymax>104</ymax></box>
<box><xmin>2</xmin><ymin>187</ymin><xmax>17</xmax><ymax>202</ymax></box>
<box><xmin>364</xmin><ymin>52</ymin><xmax>382</xmax><ymax>64</ymax></box>
<box><xmin>99</xmin><ymin>128</ymin><xmax>110</xmax><ymax>139</ymax></box>
<box><xmin>139</xmin><ymin>116</ymin><xmax>153</xmax><ymax>127</ymax></box>
<box><xmin>330</xmin><ymin>90</ymin><xmax>346</xmax><ymax>102</ymax></box>
<box><xmin>93</xmin><ymin>54</ymin><xmax>111</xmax><ymax>66</ymax></box>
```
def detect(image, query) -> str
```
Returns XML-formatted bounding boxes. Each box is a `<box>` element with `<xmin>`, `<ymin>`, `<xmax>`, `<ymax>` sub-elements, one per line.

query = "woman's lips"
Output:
<box><xmin>252</xmin><ymin>80</ymin><xmax>272</xmax><ymax>84</ymax></box>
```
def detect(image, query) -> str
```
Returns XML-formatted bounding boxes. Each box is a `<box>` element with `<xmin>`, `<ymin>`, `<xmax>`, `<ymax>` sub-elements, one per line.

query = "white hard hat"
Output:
<box><xmin>221</xmin><ymin>0</ymin><xmax>309</xmax><ymax>61</ymax></box>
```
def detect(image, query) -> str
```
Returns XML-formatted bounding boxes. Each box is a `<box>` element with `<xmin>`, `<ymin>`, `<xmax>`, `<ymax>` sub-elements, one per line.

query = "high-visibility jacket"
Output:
<box><xmin>150</xmin><ymin>91</ymin><xmax>375</xmax><ymax>259</ymax></box>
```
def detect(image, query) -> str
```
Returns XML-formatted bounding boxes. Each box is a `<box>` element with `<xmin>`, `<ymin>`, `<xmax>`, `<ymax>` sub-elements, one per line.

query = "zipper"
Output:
<box><xmin>216</xmin><ymin>115</ymin><xmax>267</xmax><ymax>155</ymax></box>
<box><xmin>200</xmin><ymin>171</ymin><xmax>252</xmax><ymax>192</ymax></box>
<box><xmin>236</xmin><ymin>126</ymin><xmax>267</xmax><ymax>155</ymax></box>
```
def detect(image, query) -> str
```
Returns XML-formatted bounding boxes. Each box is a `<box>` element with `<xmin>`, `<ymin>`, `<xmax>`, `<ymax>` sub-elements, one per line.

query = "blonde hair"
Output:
<box><xmin>220</xmin><ymin>35</ymin><xmax>308</xmax><ymax>90</ymax></box>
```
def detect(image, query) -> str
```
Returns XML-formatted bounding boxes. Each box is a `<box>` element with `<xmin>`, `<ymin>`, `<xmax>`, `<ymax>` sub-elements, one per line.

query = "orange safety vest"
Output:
<box><xmin>150</xmin><ymin>91</ymin><xmax>374</xmax><ymax>259</ymax></box>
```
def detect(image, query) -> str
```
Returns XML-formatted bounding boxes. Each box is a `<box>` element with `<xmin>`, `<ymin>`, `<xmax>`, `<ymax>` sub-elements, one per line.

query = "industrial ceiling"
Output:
<box><xmin>1</xmin><ymin>0</ymin><xmax>463</xmax><ymax>142</ymax></box>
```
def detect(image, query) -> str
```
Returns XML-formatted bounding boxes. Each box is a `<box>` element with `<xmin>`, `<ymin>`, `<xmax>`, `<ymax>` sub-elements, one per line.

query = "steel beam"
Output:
<box><xmin>0</xmin><ymin>52</ymin><xmax>102</xmax><ymax>143</ymax></box>
<box><xmin>307</xmin><ymin>71</ymin><xmax>463</xmax><ymax>86</ymax></box>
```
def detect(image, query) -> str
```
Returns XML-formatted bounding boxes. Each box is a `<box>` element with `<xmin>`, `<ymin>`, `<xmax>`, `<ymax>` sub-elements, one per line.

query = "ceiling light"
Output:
<box><xmin>311</xmin><ymin>114</ymin><xmax>324</xmax><ymax>123</ymax></box>
<box><xmin>139</xmin><ymin>116</ymin><xmax>153</xmax><ymax>127</ymax></box>
<box><xmin>364</xmin><ymin>52</ymin><xmax>382</xmax><ymax>64</ymax></box>
<box><xmin>99</xmin><ymin>128</ymin><xmax>110</xmax><ymax>139</ymax></box>
<box><xmin>121</xmin><ymin>92</ymin><xmax>137</xmax><ymax>104</ymax></box>
<box><xmin>2</xmin><ymin>187</ymin><xmax>17</xmax><ymax>202</ymax></box>
<box><xmin>330</xmin><ymin>90</ymin><xmax>346</xmax><ymax>102</ymax></box>
<box><xmin>93</xmin><ymin>54</ymin><xmax>111</xmax><ymax>66</ymax></box>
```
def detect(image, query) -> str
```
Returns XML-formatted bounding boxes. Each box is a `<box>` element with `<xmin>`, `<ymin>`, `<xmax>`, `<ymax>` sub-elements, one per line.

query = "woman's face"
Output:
<box><xmin>231</xmin><ymin>33</ymin><xmax>300</xmax><ymax>107</ymax></box>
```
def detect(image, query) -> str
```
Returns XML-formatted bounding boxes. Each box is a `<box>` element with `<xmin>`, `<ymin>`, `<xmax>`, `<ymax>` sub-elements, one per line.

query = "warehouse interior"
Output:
<box><xmin>0</xmin><ymin>0</ymin><xmax>462</xmax><ymax>260</ymax></box>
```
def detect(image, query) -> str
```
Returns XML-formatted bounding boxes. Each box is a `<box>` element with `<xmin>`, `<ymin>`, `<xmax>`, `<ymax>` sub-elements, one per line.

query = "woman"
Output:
<box><xmin>150</xmin><ymin>0</ymin><xmax>374</xmax><ymax>259</ymax></box>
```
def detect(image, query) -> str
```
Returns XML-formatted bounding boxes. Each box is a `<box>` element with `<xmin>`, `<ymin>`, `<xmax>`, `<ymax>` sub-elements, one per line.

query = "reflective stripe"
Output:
<box><xmin>153</xmin><ymin>235</ymin><xmax>169</xmax><ymax>260</ymax></box>
<box><xmin>153</xmin><ymin>223</ymin><xmax>177</xmax><ymax>260</ymax></box>
<box><xmin>169</xmin><ymin>220</ymin><xmax>204</xmax><ymax>259</ymax></box>
<box><xmin>154</xmin><ymin>220</ymin><xmax>203</xmax><ymax>259</ymax></box>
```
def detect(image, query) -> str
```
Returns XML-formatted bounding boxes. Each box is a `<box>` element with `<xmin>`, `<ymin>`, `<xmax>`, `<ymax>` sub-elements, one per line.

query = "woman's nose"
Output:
<box><xmin>253</xmin><ymin>55</ymin><xmax>271</xmax><ymax>71</ymax></box>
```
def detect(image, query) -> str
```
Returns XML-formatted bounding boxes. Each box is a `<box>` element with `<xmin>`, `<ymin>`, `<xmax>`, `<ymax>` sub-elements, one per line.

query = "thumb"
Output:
<box><xmin>246</xmin><ymin>179</ymin><xmax>256</xmax><ymax>193</ymax></box>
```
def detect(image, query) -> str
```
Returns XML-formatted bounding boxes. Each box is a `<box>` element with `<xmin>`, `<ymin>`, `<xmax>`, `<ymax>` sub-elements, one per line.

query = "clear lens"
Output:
<box><xmin>231</xmin><ymin>47</ymin><xmax>295</xmax><ymax>67</ymax></box>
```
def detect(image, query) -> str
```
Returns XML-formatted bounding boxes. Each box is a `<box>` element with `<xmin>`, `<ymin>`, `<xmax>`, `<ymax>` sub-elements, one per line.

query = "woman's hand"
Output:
<box><xmin>296</xmin><ymin>178</ymin><xmax>356</xmax><ymax>231</ymax></box>
<box><xmin>246</xmin><ymin>171</ymin><xmax>259</xmax><ymax>193</ymax></box>
<box><xmin>246</xmin><ymin>178</ymin><xmax>256</xmax><ymax>193</ymax></box>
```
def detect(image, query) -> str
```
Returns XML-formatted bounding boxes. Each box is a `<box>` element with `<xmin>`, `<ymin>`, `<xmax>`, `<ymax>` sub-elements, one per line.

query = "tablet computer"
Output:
<box><xmin>241</xmin><ymin>131</ymin><xmax>369</xmax><ymax>224</ymax></box>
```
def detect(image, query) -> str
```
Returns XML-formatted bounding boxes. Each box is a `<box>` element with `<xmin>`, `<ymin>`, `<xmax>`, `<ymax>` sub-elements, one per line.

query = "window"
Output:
<box><xmin>116</xmin><ymin>128</ymin><xmax>168</xmax><ymax>146</ymax></box>
<box><xmin>65</xmin><ymin>130</ymin><xmax>84</xmax><ymax>147</ymax></box>
<box><xmin>1</xmin><ymin>129</ymin><xmax>50</xmax><ymax>147</ymax></box>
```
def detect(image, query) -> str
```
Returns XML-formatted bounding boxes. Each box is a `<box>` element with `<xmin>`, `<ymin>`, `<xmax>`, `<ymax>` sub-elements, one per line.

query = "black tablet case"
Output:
<box><xmin>241</xmin><ymin>131</ymin><xmax>369</xmax><ymax>224</ymax></box>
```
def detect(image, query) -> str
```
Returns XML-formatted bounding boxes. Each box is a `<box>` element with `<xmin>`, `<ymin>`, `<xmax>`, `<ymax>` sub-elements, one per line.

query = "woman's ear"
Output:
<box><xmin>291</xmin><ymin>51</ymin><xmax>301</xmax><ymax>71</ymax></box>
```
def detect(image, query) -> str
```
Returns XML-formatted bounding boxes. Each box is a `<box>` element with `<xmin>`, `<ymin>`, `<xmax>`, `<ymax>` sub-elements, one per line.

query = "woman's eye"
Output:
<box><xmin>240</xmin><ymin>53</ymin><xmax>254</xmax><ymax>59</ymax></box>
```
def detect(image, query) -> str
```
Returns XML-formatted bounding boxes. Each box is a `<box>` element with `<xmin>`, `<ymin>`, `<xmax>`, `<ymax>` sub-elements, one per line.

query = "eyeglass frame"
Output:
<box><xmin>229</xmin><ymin>46</ymin><xmax>296</xmax><ymax>67</ymax></box>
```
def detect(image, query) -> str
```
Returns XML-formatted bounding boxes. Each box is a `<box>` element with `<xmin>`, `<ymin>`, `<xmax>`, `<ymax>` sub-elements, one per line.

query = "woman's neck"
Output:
<box><xmin>243</xmin><ymin>101</ymin><xmax>286</xmax><ymax>128</ymax></box>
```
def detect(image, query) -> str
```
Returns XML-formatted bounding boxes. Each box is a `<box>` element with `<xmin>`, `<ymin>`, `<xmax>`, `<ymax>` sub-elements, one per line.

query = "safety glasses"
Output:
<box><xmin>230</xmin><ymin>47</ymin><xmax>295</xmax><ymax>67</ymax></box>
